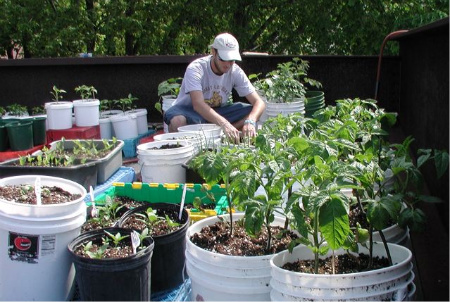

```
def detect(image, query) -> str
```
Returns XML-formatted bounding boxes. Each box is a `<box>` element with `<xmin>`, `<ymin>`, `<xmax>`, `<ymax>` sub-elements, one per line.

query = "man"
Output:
<box><xmin>163</xmin><ymin>33</ymin><xmax>265</xmax><ymax>142</ymax></box>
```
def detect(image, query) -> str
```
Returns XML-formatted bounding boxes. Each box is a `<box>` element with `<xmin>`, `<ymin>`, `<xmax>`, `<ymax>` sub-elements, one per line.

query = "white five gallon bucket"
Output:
<box><xmin>162</xmin><ymin>96</ymin><xmax>176</xmax><ymax>133</ymax></box>
<box><xmin>73</xmin><ymin>99</ymin><xmax>100</xmax><ymax>127</ymax></box>
<box><xmin>178</xmin><ymin>123</ymin><xmax>222</xmax><ymax>149</ymax></box>
<box><xmin>125</xmin><ymin>108</ymin><xmax>148</xmax><ymax>134</ymax></box>
<box><xmin>270</xmin><ymin>242</ymin><xmax>414</xmax><ymax>301</ymax></box>
<box><xmin>110</xmin><ymin>113</ymin><xmax>138</xmax><ymax>140</ymax></box>
<box><xmin>153</xmin><ymin>131</ymin><xmax>206</xmax><ymax>155</ymax></box>
<box><xmin>265</xmin><ymin>98</ymin><xmax>305</xmax><ymax>119</ymax></box>
<box><xmin>45</xmin><ymin>101</ymin><xmax>74</xmax><ymax>130</ymax></box>
<box><xmin>137</xmin><ymin>140</ymin><xmax>194</xmax><ymax>183</ymax></box>
<box><xmin>185</xmin><ymin>213</ymin><xmax>286</xmax><ymax>301</ymax></box>
<box><xmin>0</xmin><ymin>175</ymin><xmax>87</xmax><ymax>301</ymax></box>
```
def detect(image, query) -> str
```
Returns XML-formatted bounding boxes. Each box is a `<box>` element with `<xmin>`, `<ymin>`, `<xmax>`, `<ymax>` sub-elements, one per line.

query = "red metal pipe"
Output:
<box><xmin>374</xmin><ymin>30</ymin><xmax>409</xmax><ymax>100</ymax></box>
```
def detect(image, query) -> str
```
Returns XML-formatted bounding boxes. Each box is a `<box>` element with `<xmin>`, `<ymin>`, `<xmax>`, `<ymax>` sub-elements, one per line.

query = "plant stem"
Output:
<box><xmin>377</xmin><ymin>229</ymin><xmax>393</xmax><ymax>266</ymax></box>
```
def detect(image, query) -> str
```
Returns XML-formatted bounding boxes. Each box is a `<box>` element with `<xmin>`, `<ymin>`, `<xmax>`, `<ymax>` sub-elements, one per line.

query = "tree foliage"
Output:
<box><xmin>0</xmin><ymin>0</ymin><xmax>448</xmax><ymax>58</ymax></box>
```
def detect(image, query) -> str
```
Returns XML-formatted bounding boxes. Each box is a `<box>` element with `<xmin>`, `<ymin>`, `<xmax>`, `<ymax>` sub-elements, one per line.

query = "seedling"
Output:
<box><xmin>75</xmin><ymin>85</ymin><xmax>97</xmax><ymax>100</ymax></box>
<box><xmin>104</xmin><ymin>230</ymin><xmax>129</xmax><ymax>247</ymax></box>
<box><xmin>50</xmin><ymin>85</ymin><xmax>67</xmax><ymax>103</ymax></box>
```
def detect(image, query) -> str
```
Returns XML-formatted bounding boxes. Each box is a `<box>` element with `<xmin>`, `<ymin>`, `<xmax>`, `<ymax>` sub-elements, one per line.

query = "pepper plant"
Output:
<box><xmin>75</xmin><ymin>85</ymin><xmax>97</xmax><ymax>100</ymax></box>
<box><xmin>251</xmin><ymin>58</ymin><xmax>322</xmax><ymax>103</ymax></box>
<box><xmin>50</xmin><ymin>85</ymin><xmax>66</xmax><ymax>103</ymax></box>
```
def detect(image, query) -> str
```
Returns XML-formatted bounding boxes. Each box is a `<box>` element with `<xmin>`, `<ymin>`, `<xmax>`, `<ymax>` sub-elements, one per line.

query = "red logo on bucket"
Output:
<box><xmin>14</xmin><ymin>237</ymin><xmax>32</xmax><ymax>251</ymax></box>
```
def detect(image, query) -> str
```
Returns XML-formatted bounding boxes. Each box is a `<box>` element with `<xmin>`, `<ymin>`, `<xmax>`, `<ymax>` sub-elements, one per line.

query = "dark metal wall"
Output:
<box><xmin>394</xmin><ymin>18</ymin><xmax>449</xmax><ymax>229</ymax></box>
<box><xmin>0</xmin><ymin>55</ymin><xmax>399</xmax><ymax>122</ymax></box>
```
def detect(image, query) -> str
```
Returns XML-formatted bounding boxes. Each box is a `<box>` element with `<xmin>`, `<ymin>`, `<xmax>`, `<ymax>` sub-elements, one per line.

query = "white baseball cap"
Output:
<box><xmin>210</xmin><ymin>33</ymin><xmax>242</xmax><ymax>61</ymax></box>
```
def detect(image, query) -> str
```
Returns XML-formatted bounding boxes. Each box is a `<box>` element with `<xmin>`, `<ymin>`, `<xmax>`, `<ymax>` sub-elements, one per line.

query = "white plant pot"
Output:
<box><xmin>73</xmin><ymin>99</ymin><xmax>100</xmax><ymax>127</ymax></box>
<box><xmin>153</xmin><ymin>131</ymin><xmax>206</xmax><ymax>155</ymax></box>
<box><xmin>0</xmin><ymin>175</ymin><xmax>87</xmax><ymax>301</ymax></box>
<box><xmin>45</xmin><ymin>101</ymin><xmax>74</xmax><ymax>130</ymax></box>
<box><xmin>125</xmin><ymin>108</ymin><xmax>148</xmax><ymax>134</ymax></box>
<box><xmin>137</xmin><ymin>140</ymin><xmax>194</xmax><ymax>183</ymax></box>
<box><xmin>99</xmin><ymin>116</ymin><xmax>112</xmax><ymax>139</ymax></box>
<box><xmin>162</xmin><ymin>96</ymin><xmax>177</xmax><ymax>133</ymax></box>
<box><xmin>265</xmin><ymin>98</ymin><xmax>305</xmax><ymax>119</ymax></box>
<box><xmin>185</xmin><ymin>213</ymin><xmax>286</xmax><ymax>301</ymax></box>
<box><xmin>109</xmin><ymin>113</ymin><xmax>138</xmax><ymax>140</ymax></box>
<box><xmin>270</xmin><ymin>242</ymin><xmax>414</xmax><ymax>301</ymax></box>
<box><xmin>100</xmin><ymin>110</ymin><xmax>123</xmax><ymax>137</ymax></box>
<box><xmin>178</xmin><ymin>123</ymin><xmax>222</xmax><ymax>149</ymax></box>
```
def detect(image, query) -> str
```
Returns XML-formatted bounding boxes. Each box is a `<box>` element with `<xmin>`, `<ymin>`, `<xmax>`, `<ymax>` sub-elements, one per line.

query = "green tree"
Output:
<box><xmin>0</xmin><ymin>0</ymin><xmax>448</xmax><ymax>58</ymax></box>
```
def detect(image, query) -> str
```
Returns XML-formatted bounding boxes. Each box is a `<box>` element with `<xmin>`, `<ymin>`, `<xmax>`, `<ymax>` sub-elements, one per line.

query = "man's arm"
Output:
<box><xmin>190</xmin><ymin>90</ymin><xmax>229</xmax><ymax>125</ymax></box>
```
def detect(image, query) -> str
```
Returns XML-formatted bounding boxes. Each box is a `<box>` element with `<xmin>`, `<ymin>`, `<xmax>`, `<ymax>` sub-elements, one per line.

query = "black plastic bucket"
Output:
<box><xmin>68</xmin><ymin>227</ymin><xmax>154</xmax><ymax>301</ymax></box>
<box><xmin>118</xmin><ymin>202</ymin><xmax>190</xmax><ymax>292</ymax></box>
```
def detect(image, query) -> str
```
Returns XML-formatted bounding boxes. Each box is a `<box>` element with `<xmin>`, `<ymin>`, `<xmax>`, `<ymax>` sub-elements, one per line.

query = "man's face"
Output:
<box><xmin>212</xmin><ymin>50</ymin><xmax>235</xmax><ymax>75</ymax></box>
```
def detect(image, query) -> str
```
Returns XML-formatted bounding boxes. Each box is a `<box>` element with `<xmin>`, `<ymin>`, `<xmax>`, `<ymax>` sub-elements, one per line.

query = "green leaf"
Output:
<box><xmin>434</xmin><ymin>150</ymin><xmax>449</xmax><ymax>179</ymax></box>
<box><xmin>398</xmin><ymin>208</ymin><xmax>426</xmax><ymax>232</ymax></box>
<box><xmin>318</xmin><ymin>197</ymin><xmax>350</xmax><ymax>250</ymax></box>
<box><xmin>366</xmin><ymin>196</ymin><xmax>401</xmax><ymax>230</ymax></box>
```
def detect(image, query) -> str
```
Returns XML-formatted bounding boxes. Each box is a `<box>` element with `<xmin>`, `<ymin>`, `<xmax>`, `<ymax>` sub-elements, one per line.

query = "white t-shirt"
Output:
<box><xmin>173</xmin><ymin>55</ymin><xmax>255</xmax><ymax>108</ymax></box>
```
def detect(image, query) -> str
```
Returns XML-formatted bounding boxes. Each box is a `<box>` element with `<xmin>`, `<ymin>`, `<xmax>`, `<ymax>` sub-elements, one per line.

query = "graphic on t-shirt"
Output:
<box><xmin>204</xmin><ymin>91</ymin><xmax>222</xmax><ymax>107</ymax></box>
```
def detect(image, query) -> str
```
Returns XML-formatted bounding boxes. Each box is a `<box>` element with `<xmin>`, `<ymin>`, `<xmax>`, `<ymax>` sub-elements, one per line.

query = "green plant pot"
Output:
<box><xmin>0</xmin><ymin>120</ymin><xmax>9</xmax><ymax>151</ymax></box>
<box><xmin>5</xmin><ymin>120</ymin><xmax>33</xmax><ymax>151</ymax></box>
<box><xmin>32</xmin><ymin>116</ymin><xmax>47</xmax><ymax>146</ymax></box>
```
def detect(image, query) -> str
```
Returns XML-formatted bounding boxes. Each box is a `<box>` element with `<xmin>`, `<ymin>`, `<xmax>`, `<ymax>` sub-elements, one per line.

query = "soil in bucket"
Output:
<box><xmin>118</xmin><ymin>202</ymin><xmax>190</xmax><ymax>292</ymax></box>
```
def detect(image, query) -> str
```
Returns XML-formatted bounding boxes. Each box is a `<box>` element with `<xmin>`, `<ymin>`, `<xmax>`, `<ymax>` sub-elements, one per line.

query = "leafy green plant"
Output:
<box><xmin>100</xmin><ymin>99</ymin><xmax>116</xmax><ymax>112</ymax></box>
<box><xmin>6</xmin><ymin>104</ymin><xmax>28</xmax><ymax>116</ymax></box>
<box><xmin>75</xmin><ymin>85</ymin><xmax>97</xmax><ymax>100</ymax></box>
<box><xmin>31</xmin><ymin>105</ymin><xmax>45</xmax><ymax>115</ymax></box>
<box><xmin>116</xmin><ymin>93</ymin><xmax>138</xmax><ymax>112</ymax></box>
<box><xmin>251</xmin><ymin>58</ymin><xmax>322</xmax><ymax>103</ymax></box>
<box><xmin>0</xmin><ymin>106</ymin><xmax>5</xmax><ymax>117</ymax></box>
<box><xmin>17</xmin><ymin>138</ymin><xmax>119</xmax><ymax>167</ymax></box>
<box><xmin>157</xmin><ymin>77</ymin><xmax>182</xmax><ymax>98</ymax></box>
<box><xmin>135</xmin><ymin>207</ymin><xmax>180</xmax><ymax>235</ymax></box>
<box><xmin>104</xmin><ymin>230</ymin><xmax>130</xmax><ymax>247</ymax></box>
<box><xmin>275</xmin><ymin>98</ymin><xmax>449</xmax><ymax>273</ymax></box>
<box><xmin>155</xmin><ymin>77</ymin><xmax>182</xmax><ymax>115</ymax></box>
<box><xmin>83</xmin><ymin>241</ymin><xmax>109</xmax><ymax>259</ymax></box>
<box><xmin>189</xmin><ymin>138</ymin><xmax>295</xmax><ymax>253</ymax></box>
<box><xmin>50</xmin><ymin>85</ymin><xmax>67</xmax><ymax>103</ymax></box>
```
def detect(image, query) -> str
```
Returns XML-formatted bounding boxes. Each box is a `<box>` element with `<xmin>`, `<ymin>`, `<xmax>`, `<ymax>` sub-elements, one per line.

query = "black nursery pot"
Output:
<box><xmin>118</xmin><ymin>202</ymin><xmax>190</xmax><ymax>293</ymax></box>
<box><xmin>68</xmin><ymin>227</ymin><xmax>155</xmax><ymax>301</ymax></box>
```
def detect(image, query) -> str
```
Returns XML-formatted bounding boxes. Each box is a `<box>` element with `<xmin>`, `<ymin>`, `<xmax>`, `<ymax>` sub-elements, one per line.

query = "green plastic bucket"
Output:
<box><xmin>5</xmin><ymin>120</ymin><xmax>33</xmax><ymax>151</ymax></box>
<box><xmin>32</xmin><ymin>116</ymin><xmax>47</xmax><ymax>146</ymax></box>
<box><xmin>0</xmin><ymin>120</ymin><xmax>9</xmax><ymax>151</ymax></box>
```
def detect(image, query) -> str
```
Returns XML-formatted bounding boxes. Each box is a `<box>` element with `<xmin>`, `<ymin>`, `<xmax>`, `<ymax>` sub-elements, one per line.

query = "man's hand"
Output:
<box><xmin>242</xmin><ymin>119</ymin><xmax>257</xmax><ymax>138</ymax></box>
<box><xmin>220</xmin><ymin>120</ymin><xmax>240</xmax><ymax>144</ymax></box>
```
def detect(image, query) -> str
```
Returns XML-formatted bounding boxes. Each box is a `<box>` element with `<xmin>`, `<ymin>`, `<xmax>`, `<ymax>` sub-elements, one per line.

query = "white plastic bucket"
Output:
<box><xmin>73</xmin><ymin>99</ymin><xmax>100</xmax><ymax>127</ymax></box>
<box><xmin>185</xmin><ymin>213</ymin><xmax>285</xmax><ymax>301</ymax></box>
<box><xmin>45</xmin><ymin>101</ymin><xmax>74</xmax><ymax>130</ymax></box>
<box><xmin>125</xmin><ymin>108</ymin><xmax>148</xmax><ymax>134</ymax></box>
<box><xmin>0</xmin><ymin>175</ymin><xmax>87</xmax><ymax>301</ymax></box>
<box><xmin>265</xmin><ymin>99</ymin><xmax>305</xmax><ymax>119</ymax></box>
<box><xmin>110</xmin><ymin>113</ymin><xmax>138</xmax><ymax>140</ymax></box>
<box><xmin>99</xmin><ymin>116</ymin><xmax>112</xmax><ymax>139</ymax></box>
<box><xmin>162</xmin><ymin>96</ymin><xmax>176</xmax><ymax>133</ymax></box>
<box><xmin>270</xmin><ymin>242</ymin><xmax>414</xmax><ymax>301</ymax></box>
<box><xmin>137</xmin><ymin>140</ymin><xmax>194</xmax><ymax>183</ymax></box>
<box><xmin>153</xmin><ymin>131</ymin><xmax>206</xmax><ymax>154</ymax></box>
<box><xmin>178</xmin><ymin>123</ymin><xmax>222</xmax><ymax>149</ymax></box>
